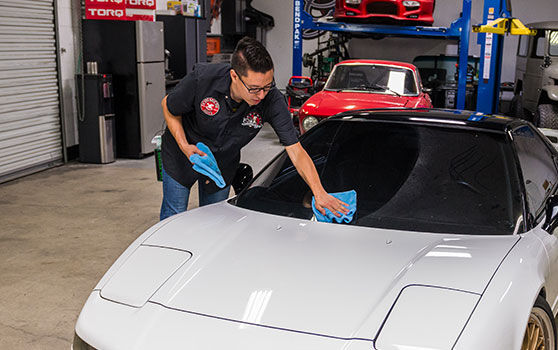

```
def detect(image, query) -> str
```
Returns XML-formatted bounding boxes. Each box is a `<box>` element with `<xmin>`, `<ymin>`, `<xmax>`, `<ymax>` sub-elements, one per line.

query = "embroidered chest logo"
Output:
<box><xmin>242</xmin><ymin>111</ymin><xmax>263</xmax><ymax>129</ymax></box>
<box><xmin>200</xmin><ymin>97</ymin><xmax>220</xmax><ymax>116</ymax></box>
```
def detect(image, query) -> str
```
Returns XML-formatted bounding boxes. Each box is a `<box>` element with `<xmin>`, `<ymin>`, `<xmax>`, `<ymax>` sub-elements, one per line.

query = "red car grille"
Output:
<box><xmin>366</xmin><ymin>2</ymin><xmax>398</xmax><ymax>15</ymax></box>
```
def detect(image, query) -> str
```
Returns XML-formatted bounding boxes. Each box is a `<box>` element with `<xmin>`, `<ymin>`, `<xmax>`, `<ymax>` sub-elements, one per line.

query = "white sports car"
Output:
<box><xmin>74</xmin><ymin>109</ymin><xmax>558</xmax><ymax>350</ymax></box>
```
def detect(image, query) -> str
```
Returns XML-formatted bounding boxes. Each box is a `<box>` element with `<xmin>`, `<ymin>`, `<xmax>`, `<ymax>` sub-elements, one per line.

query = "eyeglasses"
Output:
<box><xmin>235</xmin><ymin>70</ymin><xmax>276</xmax><ymax>94</ymax></box>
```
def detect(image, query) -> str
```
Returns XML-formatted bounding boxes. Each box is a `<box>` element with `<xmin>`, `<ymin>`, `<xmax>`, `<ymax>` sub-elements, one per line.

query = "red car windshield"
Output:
<box><xmin>325</xmin><ymin>64</ymin><xmax>418</xmax><ymax>95</ymax></box>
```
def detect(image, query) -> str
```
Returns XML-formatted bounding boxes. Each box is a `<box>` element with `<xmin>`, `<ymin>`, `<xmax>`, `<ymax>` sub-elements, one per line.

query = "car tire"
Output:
<box><xmin>521</xmin><ymin>295</ymin><xmax>557</xmax><ymax>350</ymax></box>
<box><xmin>535</xmin><ymin>104</ymin><xmax>558</xmax><ymax>129</ymax></box>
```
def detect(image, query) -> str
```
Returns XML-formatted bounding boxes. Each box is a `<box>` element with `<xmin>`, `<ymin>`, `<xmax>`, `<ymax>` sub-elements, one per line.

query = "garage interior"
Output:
<box><xmin>1</xmin><ymin>0</ymin><xmax>558</xmax><ymax>348</ymax></box>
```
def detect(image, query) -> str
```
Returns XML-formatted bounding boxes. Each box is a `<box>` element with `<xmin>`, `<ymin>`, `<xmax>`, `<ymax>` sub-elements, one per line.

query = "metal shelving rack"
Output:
<box><xmin>292</xmin><ymin>0</ymin><xmax>472</xmax><ymax>109</ymax></box>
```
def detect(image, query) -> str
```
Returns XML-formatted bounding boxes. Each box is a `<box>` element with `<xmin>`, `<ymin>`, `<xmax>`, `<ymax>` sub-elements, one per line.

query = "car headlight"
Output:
<box><xmin>302</xmin><ymin>116</ymin><xmax>319</xmax><ymax>131</ymax></box>
<box><xmin>402</xmin><ymin>0</ymin><xmax>420</xmax><ymax>7</ymax></box>
<box><xmin>375</xmin><ymin>286</ymin><xmax>479</xmax><ymax>349</ymax></box>
<box><xmin>345</xmin><ymin>0</ymin><xmax>361</xmax><ymax>4</ymax></box>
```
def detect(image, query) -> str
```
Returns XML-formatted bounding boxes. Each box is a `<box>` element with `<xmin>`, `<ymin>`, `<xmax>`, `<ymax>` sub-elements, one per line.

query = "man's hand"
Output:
<box><xmin>162</xmin><ymin>95</ymin><xmax>206</xmax><ymax>162</ymax></box>
<box><xmin>285</xmin><ymin>142</ymin><xmax>351</xmax><ymax>217</ymax></box>
<box><xmin>313</xmin><ymin>191</ymin><xmax>350</xmax><ymax>217</ymax></box>
<box><xmin>182</xmin><ymin>144</ymin><xmax>206</xmax><ymax>161</ymax></box>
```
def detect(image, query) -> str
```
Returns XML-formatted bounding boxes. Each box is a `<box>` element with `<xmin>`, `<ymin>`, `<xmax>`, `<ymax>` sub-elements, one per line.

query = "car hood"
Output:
<box><xmin>100</xmin><ymin>203</ymin><xmax>519</xmax><ymax>340</ymax></box>
<box><xmin>301</xmin><ymin>91</ymin><xmax>417</xmax><ymax>116</ymax></box>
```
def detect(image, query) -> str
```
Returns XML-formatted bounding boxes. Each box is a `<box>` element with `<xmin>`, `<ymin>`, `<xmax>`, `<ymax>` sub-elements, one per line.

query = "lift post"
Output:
<box><xmin>474</xmin><ymin>0</ymin><xmax>535</xmax><ymax>114</ymax></box>
<box><xmin>292</xmin><ymin>0</ymin><xmax>472</xmax><ymax>109</ymax></box>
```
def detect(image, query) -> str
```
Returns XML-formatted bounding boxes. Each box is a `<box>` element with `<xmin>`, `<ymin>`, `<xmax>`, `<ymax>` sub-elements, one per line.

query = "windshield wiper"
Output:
<box><xmin>351</xmin><ymin>83</ymin><xmax>401</xmax><ymax>97</ymax></box>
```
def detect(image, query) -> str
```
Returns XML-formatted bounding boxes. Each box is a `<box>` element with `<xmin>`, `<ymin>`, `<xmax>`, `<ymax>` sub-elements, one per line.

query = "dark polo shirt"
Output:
<box><xmin>162</xmin><ymin>63</ymin><xmax>298</xmax><ymax>193</ymax></box>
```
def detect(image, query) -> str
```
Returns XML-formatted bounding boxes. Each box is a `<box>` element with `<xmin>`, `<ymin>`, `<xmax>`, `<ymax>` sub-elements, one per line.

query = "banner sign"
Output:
<box><xmin>86</xmin><ymin>0</ymin><xmax>155</xmax><ymax>20</ymax></box>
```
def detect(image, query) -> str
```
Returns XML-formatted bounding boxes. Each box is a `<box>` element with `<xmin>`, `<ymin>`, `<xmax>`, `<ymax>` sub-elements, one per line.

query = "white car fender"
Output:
<box><xmin>453</xmin><ymin>233</ymin><xmax>548</xmax><ymax>350</ymax></box>
<box><xmin>542</xmin><ymin>85</ymin><xmax>558</xmax><ymax>102</ymax></box>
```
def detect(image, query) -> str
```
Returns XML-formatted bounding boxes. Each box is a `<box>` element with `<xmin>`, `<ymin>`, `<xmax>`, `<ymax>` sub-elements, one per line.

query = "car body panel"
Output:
<box><xmin>542</xmin><ymin>84</ymin><xmax>558</xmax><ymax>101</ymax></box>
<box><xmin>99</xmin><ymin>246</ymin><xmax>192</xmax><ymax>307</ymax></box>
<box><xmin>301</xmin><ymin>91</ymin><xmax>427</xmax><ymax>116</ymax></box>
<box><xmin>375</xmin><ymin>286</ymin><xmax>480</xmax><ymax>350</ymax></box>
<box><xmin>454</xmin><ymin>227</ymin><xmax>558</xmax><ymax>349</ymax></box>
<box><xmin>334</xmin><ymin>0</ymin><xmax>435</xmax><ymax>25</ymax></box>
<box><xmin>75</xmin><ymin>110</ymin><xmax>558</xmax><ymax>349</ymax></box>
<box><xmin>298</xmin><ymin>60</ymin><xmax>432</xmax><ymax>133</ymax></box>
<box><xmin>76</xmin><ymin>292</ymin><xmax>374</xmax><ymax>350</ymax></box>
<box><xmin>86</xmin><ymin>202</ymin><xmax>520</xmax><ymax>341</ymax></box>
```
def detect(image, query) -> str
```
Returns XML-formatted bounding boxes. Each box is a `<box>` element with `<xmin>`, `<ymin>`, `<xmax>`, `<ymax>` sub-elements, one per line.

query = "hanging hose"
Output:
<box><xmin>302</xmin><ymin>0</ymin><xmax>335</xmax><ymax>40</ymax></box>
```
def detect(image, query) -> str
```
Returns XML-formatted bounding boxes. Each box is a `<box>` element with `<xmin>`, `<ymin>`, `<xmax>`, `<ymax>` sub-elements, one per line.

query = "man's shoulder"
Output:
<box><xmin>194</xmin><ymin>62</ymin><xmax>231</xmax><ymax>78</ymax></box>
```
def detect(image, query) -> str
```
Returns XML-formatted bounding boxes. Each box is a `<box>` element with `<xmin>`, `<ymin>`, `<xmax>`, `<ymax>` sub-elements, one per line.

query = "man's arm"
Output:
<box><xmin>285</xmin><ymin>142</ymin><xmax>349</xmax><ymax>216</ymax></box>
<box><xmin>161</xmin><ymin>95</ymin><xmax>205</xmax><ymax>159</ymax></box>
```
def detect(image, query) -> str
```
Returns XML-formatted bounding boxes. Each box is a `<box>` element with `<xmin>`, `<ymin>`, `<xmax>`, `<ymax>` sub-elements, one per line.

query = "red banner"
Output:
<box><xmin>85</xmin><ymin>0</ymin><xmax>155</xmax><ymax>20</ymax></box>
<box><xmin>85</xmin><ymin>0</ymin><xmax>125</xmax><ymax>9</ymax></box>
<box><xmin>86</xmin><ymin>7</ymin><xmax>126</xmax><ymax>20</ymax></box>
<box><xmin>126</xmin><ymin>0</ymin><xmax>156</xmax><ymax>10</ymax></box>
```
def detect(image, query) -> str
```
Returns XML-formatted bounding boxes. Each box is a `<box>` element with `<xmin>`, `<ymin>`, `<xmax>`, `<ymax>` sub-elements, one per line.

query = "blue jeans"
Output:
<box><xmin>160</xmin><ymin>167</ymin><xmax>231</xmax><ymax>220</ymax></box>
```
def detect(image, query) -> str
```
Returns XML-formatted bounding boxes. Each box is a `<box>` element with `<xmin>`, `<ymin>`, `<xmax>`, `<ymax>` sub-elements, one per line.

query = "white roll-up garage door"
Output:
<box><xmin>0</xmin><ymin>0</ymin><xmax>63</xmax><ymax>183</ymax></box>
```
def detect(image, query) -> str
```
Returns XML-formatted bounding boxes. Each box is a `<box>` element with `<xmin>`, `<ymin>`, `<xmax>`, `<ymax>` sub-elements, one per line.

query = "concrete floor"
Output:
<box><xmin>0</xmin><ymin>124</ymin><xmax>283</xmax><ymax>349</ymax></box>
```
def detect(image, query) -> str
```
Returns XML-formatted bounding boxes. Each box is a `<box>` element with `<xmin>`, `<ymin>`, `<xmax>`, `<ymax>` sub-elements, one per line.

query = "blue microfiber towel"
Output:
<box><xmin>189</xmin><ymin>142</ymin><xmax>226</xmax><ymax>188</ymax></box>
<box><xmin>312</xmin><ymin>190</ymin><xmax>357</xmax><ymax>223</ymax></box>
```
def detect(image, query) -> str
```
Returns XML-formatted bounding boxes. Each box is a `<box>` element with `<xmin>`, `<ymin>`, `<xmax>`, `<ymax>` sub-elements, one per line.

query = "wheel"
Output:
<box><xmin>521</xmin><ymin>295</ymin><xmax>557</xmax><ymax>350</ymax></box>
<box><xmin>534</xmin><ymin>104</ymin><xmax>558</xmax><ymax>129</ymax></box>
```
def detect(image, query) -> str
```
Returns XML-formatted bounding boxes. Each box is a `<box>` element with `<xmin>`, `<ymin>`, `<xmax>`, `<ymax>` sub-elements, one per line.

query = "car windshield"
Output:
<box><xmin>234</xmin><ymin>119</ymin><xmax>523</xmax><ymax>235</ymax></box>
<box><xmin>324</xmin><ymin>64</ymin><xmax>418</xmax><ymax>95</ymax></box>
<box><xmin>549</xmin><ymin>30</ymin><xmax>558</xmax><ymax>56</ymax></box>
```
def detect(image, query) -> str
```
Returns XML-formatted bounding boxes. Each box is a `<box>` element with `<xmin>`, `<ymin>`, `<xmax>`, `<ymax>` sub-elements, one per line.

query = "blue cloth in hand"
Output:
<box><xmin>189</xmin><ymin>142</ymin><xmax>226</xmax><ymax>188</ymax></box>
<box><xmin>312</xmin><ymin>190</ymin><xmax>357</xmax><ymax>223</ymax></box>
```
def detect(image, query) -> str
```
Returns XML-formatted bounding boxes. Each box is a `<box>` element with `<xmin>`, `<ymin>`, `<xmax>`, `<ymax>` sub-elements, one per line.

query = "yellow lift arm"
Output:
<box><xmin>472</xmin><ymin>17</ymin><xmax>536</xmax><ymax>36</ymax></box>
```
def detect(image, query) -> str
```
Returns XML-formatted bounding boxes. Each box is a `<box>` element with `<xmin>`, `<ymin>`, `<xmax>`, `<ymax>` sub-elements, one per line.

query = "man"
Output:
<box><xmin>160</xmin><ymin>36</ymin><xmax>347</xmax><ymax>220</ymax></box>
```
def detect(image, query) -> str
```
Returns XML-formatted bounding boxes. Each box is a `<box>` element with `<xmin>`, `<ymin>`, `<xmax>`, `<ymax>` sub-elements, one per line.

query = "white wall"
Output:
<box><xmin>56</xmin><ymin>0</ymin><xmax>82</xmax><ymax>148</ymax></box>
<box><xmin>251</xmin><ymin>0</ymin><xmax>318</xmax><ymax>90</ymax></box>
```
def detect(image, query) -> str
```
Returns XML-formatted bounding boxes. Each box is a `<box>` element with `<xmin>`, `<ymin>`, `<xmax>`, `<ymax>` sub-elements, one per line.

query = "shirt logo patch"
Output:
<box><xmin>242</xmin><ymin>111</ymin><xmax>263</xmax><ymax>129</ymax></box>
<box><xmin>200</xmin><ymin>97</ymin><xmax>220</xmax><ymax>116</ymax></box>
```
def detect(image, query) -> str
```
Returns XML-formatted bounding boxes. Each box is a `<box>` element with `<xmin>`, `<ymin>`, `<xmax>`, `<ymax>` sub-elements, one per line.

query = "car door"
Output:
<box><xmin>523</xmin><ymin>32</ymin><xmax>546</xmax><ymax>111</ymax></box>
<box><xmin>513</xmin><ymin>124</ymin><xmax>558</xmax><ymax>313</ymax></box>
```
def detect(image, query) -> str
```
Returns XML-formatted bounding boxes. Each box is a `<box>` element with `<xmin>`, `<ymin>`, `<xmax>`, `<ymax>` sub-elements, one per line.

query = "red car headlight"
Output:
<box><xmin>402</xmin><ymin>1</ymin><xmax>420</xmax><ymax>8</ymax></box>
<box><xmin>302</xmin><ymin>116</ymin><xmax>319</xmax><ymax>132</ymax></box>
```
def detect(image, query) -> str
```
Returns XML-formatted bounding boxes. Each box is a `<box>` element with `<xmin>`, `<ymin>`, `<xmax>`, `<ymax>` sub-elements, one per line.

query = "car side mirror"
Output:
<box><xmin>543</xmin><ymin>195</ymin><xmax>558</xmax><ymax>233</ymax></box>
<box><xmin>423</xmin><ymin>87</ymin><xmax>433</xmax><ymax>94</ymax></box>
<box><xmin>232</xmin><ymin>163</ymin><xmax>253</xmax><ymax>195</ymax></box>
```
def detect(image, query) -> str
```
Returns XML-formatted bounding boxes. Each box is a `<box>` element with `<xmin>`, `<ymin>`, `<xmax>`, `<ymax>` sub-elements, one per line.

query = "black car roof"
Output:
<box><xmin>329</xmin><ymin>108</ymin><xmax>524</xmax><ymax>132</ymax></box>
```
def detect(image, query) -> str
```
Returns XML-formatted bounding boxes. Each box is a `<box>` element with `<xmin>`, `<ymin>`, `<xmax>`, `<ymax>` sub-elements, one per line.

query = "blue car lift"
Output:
<box><xmin>293</xmin><ymin>0</ymin><xmax>472</xmax><ymax>109</ymax></box>
<box><xmin>474</xmin><ymin>0</ymin><xmax>535</xmax><ymax>114</ymax></box>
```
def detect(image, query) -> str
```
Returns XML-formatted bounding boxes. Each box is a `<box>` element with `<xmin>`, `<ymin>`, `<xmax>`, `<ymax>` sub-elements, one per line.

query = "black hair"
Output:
<box><xmin>231</xmin><ymin>36</ymin><xmax>274</xmax><ymax>77</ymax></box>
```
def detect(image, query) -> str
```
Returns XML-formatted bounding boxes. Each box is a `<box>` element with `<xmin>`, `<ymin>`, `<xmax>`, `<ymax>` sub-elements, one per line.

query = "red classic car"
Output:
<box><xmin>334</xmin><ymin>0</ymin><xmax>435</xmax><ymax>25</ymax></box>
<box><xmin>298</xmin><ymin>59</ymin><xmax>432</xmax><ymax>134</ymax></box>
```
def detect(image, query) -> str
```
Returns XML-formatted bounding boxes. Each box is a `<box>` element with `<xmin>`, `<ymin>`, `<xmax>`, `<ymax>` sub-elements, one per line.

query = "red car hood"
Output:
<box><xmin>301</xmin><ymin>90</ymin><xmax>423</xmax><ymax>116</ymax></box>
